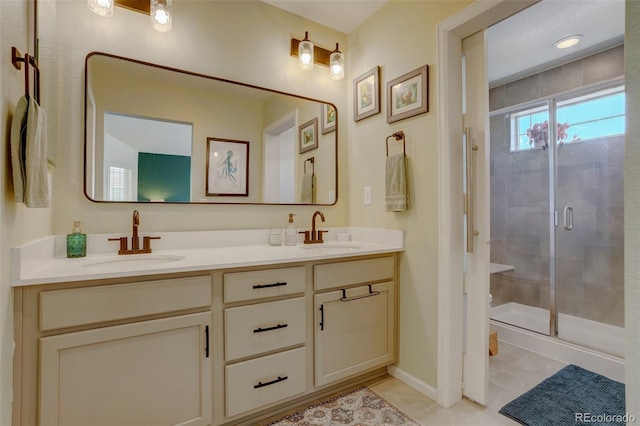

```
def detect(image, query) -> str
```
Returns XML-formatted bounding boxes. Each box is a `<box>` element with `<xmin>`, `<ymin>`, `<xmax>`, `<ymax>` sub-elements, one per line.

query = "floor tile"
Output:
<box><xmin>369</xmin><ymin>376</ymin><xmax>437</xmax><ymax>418</ymax></box>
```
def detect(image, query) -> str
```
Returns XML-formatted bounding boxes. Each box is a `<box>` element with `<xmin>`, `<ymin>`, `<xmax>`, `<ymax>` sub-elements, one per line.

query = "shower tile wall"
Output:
<box><xmin>489</xmin><ymin>45</ymin><xmax>625</xmax><ymax>327</ymax></box>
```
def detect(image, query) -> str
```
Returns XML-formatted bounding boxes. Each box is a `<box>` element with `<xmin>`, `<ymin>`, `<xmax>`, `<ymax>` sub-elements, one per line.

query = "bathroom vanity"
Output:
<box><xmin>11</xmin><ymin>229</ymin><xmax>402</xmax><ymax>426</ymax></box>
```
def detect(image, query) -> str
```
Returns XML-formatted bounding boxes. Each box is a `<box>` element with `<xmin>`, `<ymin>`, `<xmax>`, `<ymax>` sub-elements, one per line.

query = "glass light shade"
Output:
<box><xmin>88</xmin><ymin>0</ymin><xmax>113</xmax><ymax>17</ymax></box>
<box><xmin>329</xmin><ymin>44</ymin><xmax>344</xmax><ymax>80</ymax></box>
<box><xmin>298</xmin><ymin>33</ymin><xmax>314</xmax><ymax>71</ymax></box>
<box><xmin>151</xmin><ymin>0</ymin><xmax>172</xmax><ymax>32</ymax></box>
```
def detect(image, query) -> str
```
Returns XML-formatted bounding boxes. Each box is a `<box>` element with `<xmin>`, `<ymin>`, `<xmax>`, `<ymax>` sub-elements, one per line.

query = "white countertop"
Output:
<box><xmin>11</xmin><ymin>228</ymin><xmax>404</xmax><ymax>286</ymax></box>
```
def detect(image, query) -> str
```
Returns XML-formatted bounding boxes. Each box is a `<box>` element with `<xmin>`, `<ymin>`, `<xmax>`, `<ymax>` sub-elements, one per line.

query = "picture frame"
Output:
<box><xmin>321</xmin><ymin>103</ymin><xmax>336</xmax><ymax>134</ymax></box>
<box><xmin>353</xmin><ymin>66</ymin><xmax>380</xmax><ymax>122</ymax></box>
<box><xmin>206</xmin><ymin>138</ymin><xmax>249</xmax><ymax>196</ymax></box>
<box><xmin>386</xmin><ymin>65</ymin><xmax>429</xmax><ymax>123</ymax></box>
<box><xmin>299</xmin><ymin>118</ymin><xmax>318</xmax><ymax>154</ymax></box>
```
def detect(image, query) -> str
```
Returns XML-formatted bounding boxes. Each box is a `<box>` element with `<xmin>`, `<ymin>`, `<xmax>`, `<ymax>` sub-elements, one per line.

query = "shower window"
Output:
<box><xmin>509</xmin><ymin>85</ymin><xmax>625</xmax><ymax>153</ymax></box>
<box><xmin>510</xmin><ymin>105</ymin><xmax>549</xmax><ymax>152</ymax></box>
<box><xmin>556</xmin><ymin>86</ymin><xmax>625</xmax><ymax>143</ymax></box>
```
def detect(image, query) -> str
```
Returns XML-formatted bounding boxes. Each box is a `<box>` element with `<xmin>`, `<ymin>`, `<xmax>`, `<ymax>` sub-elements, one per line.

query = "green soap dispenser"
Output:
<box><xmin>67</xmin><ymin>220</ymin><xmax>87</xmax><ymax>258</ymax></box>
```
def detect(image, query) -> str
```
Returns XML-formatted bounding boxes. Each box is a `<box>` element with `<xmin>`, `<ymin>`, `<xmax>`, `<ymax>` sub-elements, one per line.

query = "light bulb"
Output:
<box><xmin>329</xmin><ymin>43</ymin><xmax>344</xmax><ymax>80</ymax></box>
<box><xmin>298</xmin><ymin>32</ymin><xmax>314</xmax><ymax>71</ymax></box>
<box><xmin>88</xmin><ymin>0</ymin><xmax>113</xmax><ymax>17</ymax></box>
<box><xmin>151</xmin><ymin>0</ymin><xmax>172</xmax><ymax>32</ymax></box>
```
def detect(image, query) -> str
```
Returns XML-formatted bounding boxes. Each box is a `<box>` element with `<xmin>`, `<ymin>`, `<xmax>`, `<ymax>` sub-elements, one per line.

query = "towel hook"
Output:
<box><xmin>386</xmin><ymin>131</ymin><xmax>405</xmax><ymax>156</ymax></box>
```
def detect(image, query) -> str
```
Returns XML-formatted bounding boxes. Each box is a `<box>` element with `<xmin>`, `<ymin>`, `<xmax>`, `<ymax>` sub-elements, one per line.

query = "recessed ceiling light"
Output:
<box><xmin>553</xmin><ymin>35</ymin><xmax>584</xmax><ymax>49</ymax></box>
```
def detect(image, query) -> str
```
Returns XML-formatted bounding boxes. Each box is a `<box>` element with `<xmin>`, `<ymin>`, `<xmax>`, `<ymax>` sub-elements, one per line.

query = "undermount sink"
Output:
<box><xmin>82</xmin><ymin>254</ymin><xmax>186</xmax><ymax>270</ymax></box>
<box><xmin>298</xmin><ymin>243</ymin><xmax>362</xmax><ymax>250</ymax></box>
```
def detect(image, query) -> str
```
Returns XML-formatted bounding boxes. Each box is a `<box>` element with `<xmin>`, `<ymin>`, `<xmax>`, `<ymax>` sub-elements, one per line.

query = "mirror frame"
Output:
<box><xmin>84</xmin><ymin>51</ymin><xmax>339</xmax><ymax>206</ymax></box>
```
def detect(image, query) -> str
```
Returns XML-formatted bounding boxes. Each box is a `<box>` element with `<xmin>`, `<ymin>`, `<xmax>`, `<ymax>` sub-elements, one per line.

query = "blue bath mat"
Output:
<box><xmin>499</xmin><ymin>364</ymin><xmax>626</xmax><ymax>425</ymax></box>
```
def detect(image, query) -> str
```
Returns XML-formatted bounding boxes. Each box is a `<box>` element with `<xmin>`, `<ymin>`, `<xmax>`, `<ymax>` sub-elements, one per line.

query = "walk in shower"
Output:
<box><xmin>488</xmin><ymin>45</ymin><xmax>625</xmax><ymax>360</ymax></box>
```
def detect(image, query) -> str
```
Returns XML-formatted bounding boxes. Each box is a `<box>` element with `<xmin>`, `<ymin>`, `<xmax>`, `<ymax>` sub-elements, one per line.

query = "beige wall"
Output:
<box><xmin>41</xmin><ymin>0</ymin><xmax>348</xmax><ymax>236</ymax></box>
<box><xmin>346</xmin><ymin>0</ymin><xmax>471</xmax><ymax>388</ymax></box>
<box><xmin>625</xmin><ymin>0</ymin><xmax>640</xmax><ymax>418</ymax></box>
<box><xmin>5</xmin><ymin>1</ymin><xmax>635</xmax><ymax>421</ymax></box>
<box><xmin>1</xmin><ymin>1</ymin><xmax>53</xmax><ymax>423</ymax></box>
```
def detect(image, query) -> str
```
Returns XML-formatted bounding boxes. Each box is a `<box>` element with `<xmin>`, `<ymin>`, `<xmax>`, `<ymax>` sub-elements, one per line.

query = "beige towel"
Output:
<box><xmin>10</xmin><ymin>96</ymin><xmax>29</xmax><ymax>203</ymax></box>
<box><xmin>385</xmin><ymin>153</ymin><xmax>408</xmax><ymax>212</ymax></box>
<box><xmin>300</xmin><ymin>173</ymin><xmax>316</xmax><ymax>204</ymax></box>
<box><xmin>24</xmin><ymin>97</ymin><xmax>49</xmax><ymax>208</ymax></box>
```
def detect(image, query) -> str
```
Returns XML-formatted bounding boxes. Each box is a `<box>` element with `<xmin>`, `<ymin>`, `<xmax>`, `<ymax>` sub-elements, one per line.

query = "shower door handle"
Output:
<box><xmin>563</xmin><ymin>206</ymin><xmax>574</xmax><ymax>231</ymax></box>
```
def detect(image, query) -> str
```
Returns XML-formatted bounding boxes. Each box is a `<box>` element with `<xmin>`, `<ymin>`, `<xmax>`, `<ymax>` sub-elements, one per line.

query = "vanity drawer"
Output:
<box><xmin>224</xmin><ymin>266</ymin><xmax>305</xmax><ymax>303</ymax></box>
<box><xmin>225</xmin><ymin>347</ymin><xmax>306</xmax><ymax>418</ymax></box>
<box><xmin>314</xmin><ymin>257</ymin><xmax>394</xmax><ymax>291</ymax></box>
<box><xmin>40</xmin><ymin>276</ymin><xmax>212</xmax><ymax>331</ymax></box>
<box><xmin>225</xmin><ymin>297</ymin><xmax>306</xmax><ymax>361</ymax></box>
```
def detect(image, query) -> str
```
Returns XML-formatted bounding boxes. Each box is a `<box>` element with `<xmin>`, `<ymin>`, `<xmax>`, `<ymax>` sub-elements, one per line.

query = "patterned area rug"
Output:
<box><xmin>267</xmin><ymin>386</ymin><xmax>420</xmax><ymax>425</ymax></box>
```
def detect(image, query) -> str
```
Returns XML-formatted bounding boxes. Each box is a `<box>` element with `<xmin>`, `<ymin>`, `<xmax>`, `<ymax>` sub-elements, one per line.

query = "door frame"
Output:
<box><xmin>435</xmin><ymin>0</ymin><xmax>539</xmax><ymax>408</ymax></box>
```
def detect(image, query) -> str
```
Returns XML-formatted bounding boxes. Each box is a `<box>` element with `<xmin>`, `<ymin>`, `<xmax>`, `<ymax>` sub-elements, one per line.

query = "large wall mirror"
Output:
<box><xmin>85</xmin><ymin>52</ymin><xmax>338</xmax><ymax>205</ymax></box>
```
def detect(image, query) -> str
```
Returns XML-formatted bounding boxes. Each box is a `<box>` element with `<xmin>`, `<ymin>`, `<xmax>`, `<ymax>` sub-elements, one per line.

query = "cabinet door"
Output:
<box><xmin>314</xmin><ymin>281</ymin><xmax>395</xmax><ymax>387</ymax></box>
<box><xmin>40</xmin><ymin>312</ymin><xmax>212</xmax><ymax>426</ymax></box>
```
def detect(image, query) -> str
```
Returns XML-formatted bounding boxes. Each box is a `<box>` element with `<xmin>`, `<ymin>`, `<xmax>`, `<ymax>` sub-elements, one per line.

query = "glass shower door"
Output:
<box><xmin>554</xmin><ymin>87</ymin><xmax>625</xmax><ymax>357</ymax></box>
<box><xmin>489</xmin><ymin>101</ymin><xmax>553</xmax><ymax>335</ymax></box>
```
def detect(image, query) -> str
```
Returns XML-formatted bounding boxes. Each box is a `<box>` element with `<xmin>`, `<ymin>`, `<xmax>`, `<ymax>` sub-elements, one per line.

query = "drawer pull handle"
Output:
<box><xmin>340</xmin><ymin>285</ymin><xmax>381</xmax><ymax>302</ymax></box>
<box><xmin>252</xmin><ymin>282</ymin><xmax>287</xmax><ymax>289</ymax></box>
<box><xmin>254</xmin><ymin>323</ymin><xmax>288</xmax><ymax>333</ymax></box>
<box><xmin>254</xmin><ymin>375</ymin><xmax>288</xmax><ymax>389</ymax></box>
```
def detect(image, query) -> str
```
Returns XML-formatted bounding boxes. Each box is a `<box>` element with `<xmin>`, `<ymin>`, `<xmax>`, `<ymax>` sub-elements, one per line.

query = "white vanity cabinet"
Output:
<box><xmin>13</xmin><ymin>275</ymin><xmax>213</xmax><ymax>426</ymax></box>
<box><xmin>313</xmin><ymin>257</ymin><xmax>396</xmax><ymax>387</ymax></box>
<box><xmin>13</xmin><ymin>253</ymin><xmax>400</xmax><ymax>426</ymax></box>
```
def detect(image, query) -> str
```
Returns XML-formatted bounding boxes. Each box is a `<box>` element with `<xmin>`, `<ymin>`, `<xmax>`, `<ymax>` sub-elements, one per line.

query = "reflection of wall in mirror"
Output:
<box><xmin>89</xmin><ymin>59</ymin><xmax>264</xmax><ymax>203</ymax></box>
<box><xmin>263</xmin><ymin>97</ymin><xmax>336</xmax><ymax>204</ymax></box>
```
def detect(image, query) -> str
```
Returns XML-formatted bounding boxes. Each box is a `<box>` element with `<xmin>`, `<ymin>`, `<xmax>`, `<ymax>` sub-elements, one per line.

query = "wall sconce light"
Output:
<box><xmin>89</xmin><ymin>0</ymin><xmax>172</xmax><ymax>33</ymax></box>
<box><xmin>291</xmin><ymin>32</ymin><xmax>345</xmax><ymax>79</ymax></box>
<box><xmin>329</xmin><ymin>43</ymin><xmax>344</xmax><ymax>80</ymax></box>
<box><xmin>88</xmin><ymin>0</ymin><xmax>114</xmax><ymax>17</ymax></box>
<box><xmin>150</xmin><ymin>0</ymin><xmax>172</xmax><ymax>32</ymax></box>
<box><xmin>297</xmin><ymin>32</ymin><xmax>315</xmax><ymax>71</ymax></box>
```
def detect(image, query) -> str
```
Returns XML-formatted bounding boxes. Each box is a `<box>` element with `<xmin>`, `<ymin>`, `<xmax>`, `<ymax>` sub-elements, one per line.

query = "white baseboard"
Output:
<box><xmin>387</xmin><ymin>365</ymin><xmax>438</xmax><ymax>401</ymax></box>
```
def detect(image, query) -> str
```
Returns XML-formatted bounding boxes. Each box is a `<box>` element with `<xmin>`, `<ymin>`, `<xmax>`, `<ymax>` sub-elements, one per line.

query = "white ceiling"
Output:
<box><xmin>262</xmin><ymin>0</ymin><xmax>388</xmax><ymax>34</ymax></box>
<box><xmin>263</xmin><ymin>0</ymin><xmax>624</xmax><ymax>85</ymax></box>
<box><xmin>487</xmin><ymin>0</ymin><xmax>625</xmax><ymax>85</ymax></box>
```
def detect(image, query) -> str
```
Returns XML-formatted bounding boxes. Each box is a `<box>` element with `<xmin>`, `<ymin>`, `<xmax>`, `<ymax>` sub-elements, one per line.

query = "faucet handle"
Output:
<box><xmin>143</xmin><ymin>236</ymin><xmax>161</xmax><ymax>251</ymax></box>
<box><xmin>108</xmin><ymin>237</ymin><xmax>128</xmax><ymax>254</ymax></box>
<box><xmin>317</xmin><ymin>230</ymin><xmax>328</xmax><ymax>242</ymax></box>
<box><xmin>298</xmin><ymin>230</ymin><xmax>310</xmax><ymax>244</ymax></box>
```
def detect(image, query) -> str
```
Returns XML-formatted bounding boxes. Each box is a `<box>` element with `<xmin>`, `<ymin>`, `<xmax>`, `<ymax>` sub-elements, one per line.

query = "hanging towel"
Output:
<box><xmin>10</xmin><ymin>96</ymin><xmax>29</xmax><ymax>203</ymax></box>
<box><xmin>300</xmin><ymin>173</ymin><xmax>316</xmax><ymax>204</ymax></box>
<box><xmin>24</xmin><ymin>96</ymin><xmax>49</xmax><ymax>208</ymax></box>
<box><xmin>385</xmin><ymin>153</ymin><xmax>408</xmax><ymax>212</ymax></box>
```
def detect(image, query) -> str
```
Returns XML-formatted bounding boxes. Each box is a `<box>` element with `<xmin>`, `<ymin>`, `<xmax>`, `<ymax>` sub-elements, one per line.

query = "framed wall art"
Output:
<box><xmin>353</xmin><ymin>66</ymin><xmax>380</xmax><ymax>122</ymax></box>
<box><xmin>206</xmin><ymin>138</ymin><xmax>249</xmax><ymax>196</ymax></box>
<box><xmin>299</xmin><ymin>117</ymin><xmax>318</xmax><ymax>154</ymax></box>
<box><xmin>321</xmin><ymin>103</ymin><xmax>336</xmax><ymax>134</ymax></box>
<box><xmin>387</xmin><ymin>65</ymin><xmax>429</xmax><ymax>123</ymax></box>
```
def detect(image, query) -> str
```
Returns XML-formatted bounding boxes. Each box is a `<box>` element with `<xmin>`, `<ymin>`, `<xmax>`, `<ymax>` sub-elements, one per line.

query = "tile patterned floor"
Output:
<box><xmin>369</xmin><ymin>342</ymin><xmax>567</xmax><ymax>425</ymax></box>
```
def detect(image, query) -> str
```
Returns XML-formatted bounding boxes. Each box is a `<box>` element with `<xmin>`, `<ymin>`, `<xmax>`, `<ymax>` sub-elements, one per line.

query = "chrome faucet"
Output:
<box><xmin>299</xmin><ymin>210</ymin><xmax>327</xmax><ymax>244</ymax></box>
<box><xmin>108</xmin><ymin>210</ymin><xmax>160</xmax><ymax>255</ymax></box>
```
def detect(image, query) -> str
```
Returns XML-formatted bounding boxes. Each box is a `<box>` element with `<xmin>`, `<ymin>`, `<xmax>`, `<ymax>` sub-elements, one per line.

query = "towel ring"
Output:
<box><xmin>386</xmin><ymin>131</ymin><xmax>405</xmax><ymax>156</ymax></box>
<box><xmin>304</xmin><ymin>157</ymin><xmax>315</xmax><ymax>175</ymax></box>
